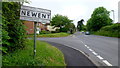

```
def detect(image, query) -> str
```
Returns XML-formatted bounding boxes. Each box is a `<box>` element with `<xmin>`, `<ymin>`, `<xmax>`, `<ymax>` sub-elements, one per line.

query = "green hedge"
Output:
<box><xmin>2</xmin><ymin>2</ymin><xmax>26</xmax><ymax>54</ymax></box>
<box><xmin>94</xmin><ymin>23</ymin><xmax>120</xmax><ymax>38</ymax></box>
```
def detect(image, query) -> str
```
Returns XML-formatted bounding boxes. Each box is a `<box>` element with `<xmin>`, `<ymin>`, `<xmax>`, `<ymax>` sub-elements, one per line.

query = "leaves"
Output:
<box><xmin>2</xmin><ymin>2</ymin><xmax>26</xmax><ymax>54</ymax></box>
<box><xmin>51</xmin><ymin>14</ymin><xmax>74</xmax><ymax>32</ymax></box>
<box><xmin>77</xmin><ymin>19</ymin><xmax>84</xmax><ymax>31</ymax></box>
<box><xmin>86</xmin><ymin>7</ymin><xmax>112</xmax><ymax>31</ymax></box>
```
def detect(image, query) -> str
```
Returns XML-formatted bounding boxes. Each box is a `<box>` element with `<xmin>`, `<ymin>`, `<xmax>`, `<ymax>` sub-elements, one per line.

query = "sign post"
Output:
<box><xmin>20</xmin><ymin>5</ymin><xmax>51</xmax><ymax>58</ymax></box>
<box><xmin>34</xmin><ymin>22</ymin><xmax>37</xmax><ymax>57</ymax></box>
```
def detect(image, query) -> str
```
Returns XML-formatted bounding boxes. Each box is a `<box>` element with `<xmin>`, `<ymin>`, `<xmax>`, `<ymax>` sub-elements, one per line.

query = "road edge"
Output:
<box><xmin>45</xmin><ymin>40</ymin><xmax>98</xmax><ymax>66</ymax></box>
<box><xmin>62</xmin><ymin>44</ymin><xmax>99</xmax><ymax>66</ymax></box>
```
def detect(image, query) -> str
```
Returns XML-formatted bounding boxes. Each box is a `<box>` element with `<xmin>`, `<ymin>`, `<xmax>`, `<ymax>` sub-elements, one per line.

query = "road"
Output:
<box><xmin>46</xmin><ymin>41</ymin><xmax>96</xmax><ymax>66</ymax></box>
<box><xmin>37</xmin><ymin>32</ymin><xmax>119</xmax><ymax>66</ymax></box>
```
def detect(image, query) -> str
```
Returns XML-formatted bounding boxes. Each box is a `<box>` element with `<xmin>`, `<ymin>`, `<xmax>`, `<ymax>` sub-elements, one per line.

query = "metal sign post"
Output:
<box><xmin>34</xmin><ymin>22</ymin><xmax>37</xmax><ymax>58</ymax></box>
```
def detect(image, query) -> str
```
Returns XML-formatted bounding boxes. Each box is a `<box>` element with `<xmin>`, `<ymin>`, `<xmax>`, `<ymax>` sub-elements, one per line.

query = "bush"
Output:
<box><xmin>55</xmin><ymin>29</ymin><xmax>60</xmax><ymax>33</ymax></box>
<box><xmin>2</xmin><ymin>2</ymin><xmax>26</xmax><ymax>54</ymax></box>
<box><xmin>40</xmin><ymin>30</ymin><xmax>51</xmax><ymax>34</ymax></box>
<box><xmin>51</xmin><ymin>29</ymin><xmax>60</xmax><ymax>33</ymax></box>
<box><xmin>100</xmin><ymin>23</ymin><xmax>120</xmax><ymax>32</ymax></box>
<box><xmin>94</xmin><ymin>23</ymin><xmax>120</xmax><ymax>37</ymax></box>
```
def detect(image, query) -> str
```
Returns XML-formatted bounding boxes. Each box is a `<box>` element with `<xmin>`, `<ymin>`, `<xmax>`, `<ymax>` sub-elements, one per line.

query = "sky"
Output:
<box><xmin>24</xmin><ymin>0</ymin><xmax>119</xmax><ymax>26</ymax></box>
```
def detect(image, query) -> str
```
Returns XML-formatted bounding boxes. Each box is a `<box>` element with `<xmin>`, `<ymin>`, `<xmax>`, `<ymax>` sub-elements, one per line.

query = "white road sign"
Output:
<box><xmin>20</xmin><ymin>5</ymin><xmax>51</xmax><ymax>23</ymax></box>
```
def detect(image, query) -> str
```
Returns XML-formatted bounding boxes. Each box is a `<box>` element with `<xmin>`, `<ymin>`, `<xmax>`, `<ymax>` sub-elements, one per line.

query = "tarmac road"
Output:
<box><xmin>45</xmin><ymin>41</ymin><xmax>96</xmax><ymax>66</ymax></box>
<box><xmin>37</xmin><ymin>32</ymin><xmax>119</xmax><ymax>66</ymax></box>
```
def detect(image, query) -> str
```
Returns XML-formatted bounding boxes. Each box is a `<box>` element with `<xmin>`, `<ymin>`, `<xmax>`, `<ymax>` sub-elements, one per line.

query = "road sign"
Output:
<box><xmin>20</xmin><ymin>5</ymin><xmax>51</xmax><ymax>58</ymax></box>
<box><xmin>20</xmin><ymin>5</ymin><xmax>51</xmax><ymax>23</ymax></box>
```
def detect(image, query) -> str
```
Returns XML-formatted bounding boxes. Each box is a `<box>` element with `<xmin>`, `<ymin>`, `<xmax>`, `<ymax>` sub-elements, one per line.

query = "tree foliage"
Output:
<box><xmin>51</xmin><ymin>14</ymin><xmax>74</xmax><ymax>32</ymax></box>
<box><xmin>2</xmin><ymin>2</ymin><xmax>26</xmax><ymax>54</ymax></box>
<box><xmin>86</xmin><ymin>7</ymin><xmax>112</xmax><ymax>31</ymax></box>
<box><xmin>61</xmin><ymin>23</ymin><xmax>76</xmax><ymax>33</ymax></box>
<box><xmin>77</xmin><ymin>19</ymin><xmax>84</xmax><ymax>31</ymax></box>
<box><xmin>94</xmin><ymin>23</ymin><xmax>120</xmax><ymax>37</ymax></box>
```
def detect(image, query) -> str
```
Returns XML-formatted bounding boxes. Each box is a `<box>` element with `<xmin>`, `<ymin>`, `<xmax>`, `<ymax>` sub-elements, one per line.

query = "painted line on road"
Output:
<box><xmin>85</xmin><ymin>45</ymin><xmax>87</xmax><ymax>47</ymax></box>
<box><xmin>87</xmin><ymin>46</ymin><xmax>90</xmax><ymax>49</ymax></box>
<box><xmin>92</xmin><ymin>51</ymin><xmax>98</xmax><ymax>56</ymax></box>
<box><xmin>74</xmin><ymin>36</ymin><xmax>113</xmax><ymax>66</ymax></box>
<box><xmin>103</xmin><ymin>60</ymin><xmax>112</xmax><ymax>66</ymax></box>
<box><xmin>88</xmin><ymin>48</ymin><xmax>94</xmax><ymax>52</ymax></box>
<box><xmin>97</xmin><ymin>55</ymin><xmax>104</xmax><ymax>60</ymax></box>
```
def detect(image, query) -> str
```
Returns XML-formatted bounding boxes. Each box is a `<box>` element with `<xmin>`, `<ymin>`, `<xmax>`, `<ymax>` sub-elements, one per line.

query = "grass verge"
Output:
<box><xmin>2</xmin><ymin>40</ymin><xmax>66</xmax><ymax>66</ymax></box>
<box><xmin>27</xmin><ymin>32</ymin><xmax>70</xmax><ymax>38</ymax></box>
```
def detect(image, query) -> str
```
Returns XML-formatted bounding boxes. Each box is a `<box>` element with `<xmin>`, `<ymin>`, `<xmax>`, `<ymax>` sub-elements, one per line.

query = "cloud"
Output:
<box><xmin>60</xmin><ymin>5</ymin><xmax>87</xmax><ymax>19</ymax></box>
<box><xmin>24</xmin><ymin>0</ymin><xmax>119</xmax><ymax>26</ymax></box>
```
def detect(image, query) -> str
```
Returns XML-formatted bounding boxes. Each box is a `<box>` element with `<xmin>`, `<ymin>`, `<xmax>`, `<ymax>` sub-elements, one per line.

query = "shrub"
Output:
<box><xmin>2</xmin><ymin>2</ymin><xmax>26</xmax><ymax>54</ymax></box>
<box><xmin>94</xmin><ymin>23</ymin><xmax>120</xmax><ymax>37</ymax></box>
<box><xmin>40</xmin><ymin>30</ymin><xmax>51</xmax><ymax>34</ymax></box>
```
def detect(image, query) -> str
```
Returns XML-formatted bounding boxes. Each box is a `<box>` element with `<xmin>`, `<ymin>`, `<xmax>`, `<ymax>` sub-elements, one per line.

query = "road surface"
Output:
<box><xmin>37</xmin><ymin>32</ymin><xmax>119</xmax><ymax>66</ymax></box>
<box><xmin>46</xmin><ymin>41</ymin><xmax>96</xmax><ymax>66</ymax></box>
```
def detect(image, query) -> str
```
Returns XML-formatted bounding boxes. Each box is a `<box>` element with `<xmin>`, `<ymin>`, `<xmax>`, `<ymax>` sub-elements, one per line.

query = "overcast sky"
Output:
<box><xmin>24</xmin><ymin>0</ymin><xmax>119</xmax><ymax>26</ymax></box>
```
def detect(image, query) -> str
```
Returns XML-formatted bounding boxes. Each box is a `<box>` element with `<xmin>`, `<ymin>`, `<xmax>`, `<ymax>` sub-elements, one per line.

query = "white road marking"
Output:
<box><xmin>103</xmin><ymin>60</ymin><xmax>112</xmax><ymax>66</ymax></box>
<box><xmin>92</xmin><ymin>51</ymin><xmax>98</xmax><ymax>55</ymax></box>
<box><xmin>86</xmin><ymin>46</ymin><xmax>90</xmax><ymax>49</ymax></box>
<box><xmin>74</xmin><ymin>37</ymin><xmax>113</xmax><ymax>66</ymax></box>
<box><xmin>89</xmin><ymin>49</ymin><xmax>94</xmax><ymax>52</ymax></box>
<box><xmin>85</xmin><ymin>45</ymin><xmax>87</xmax><ymax>47</ymax></box>
<box><xmin>97</xmin><ymin>55</ymin><xmax>104</xmax><ymax>60</ymax></box>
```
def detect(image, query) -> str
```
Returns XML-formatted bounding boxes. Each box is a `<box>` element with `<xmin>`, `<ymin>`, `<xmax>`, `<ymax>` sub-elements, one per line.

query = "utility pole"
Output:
<box><xmin>111</xmin><ymin>10</ymin><xmax>115</xmax><ymax>23</ymax></box>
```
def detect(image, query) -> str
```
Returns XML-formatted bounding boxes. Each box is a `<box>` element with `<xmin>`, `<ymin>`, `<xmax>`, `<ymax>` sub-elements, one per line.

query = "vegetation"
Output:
<box><xmin>2</xmin><ymin>2</ymin><xmax>66</xmax><ymax>67</ymax></box>
<box><xmin>61</xmin><ymin>23</ymin><xmax>76</xmax><ymax>34</ymax></box>
<box><xmin>0</xmin><ymin>2</ymin><xmax>2</xmax><ymax>67</ymax></box>
<box><xmin>85</xmin><ymin>6</ymin><xmax>119</xmax><ymax>38</ymax></box>
<box><xmin>2</xmin><ymin>40</ymin><xmax>66</xmax><ymax>66</ymax></box>
<box><xmin>28</xmin><ymin>32</ymin><xmax>70</xmax><ymax>38</ymax></box>
<box><xmin>51</xmin><ymin>14</ymin><xmax>75</xmax><ymax>33</ymax></box>
<box><xmin>86</xmin><ymin>7</ymin><xmax>112</xmax><ymax>31</ymax></box>
<box><xmin>77</xmin><ymin>19</ymin><xmax>85</xmax><ymax>31</ymax></box>
<box><xmin>2</xmin><ymin>2</ymin><xmax>26</xmax><ymax>54</ymax></box>
<box><xmin>94</xmin><ymin>23</ymin><xmax>120</xmax><ymax>38</ymax></box>
<box><xmin>40</xmin><ymin>30</ymin><xmax>51</xmax><ymax>34</ymax></box>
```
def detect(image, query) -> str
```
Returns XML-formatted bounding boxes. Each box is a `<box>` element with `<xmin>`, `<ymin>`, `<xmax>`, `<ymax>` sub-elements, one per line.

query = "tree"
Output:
<box><xmin>2</xmin><ymin>2</ymin><xmax>26</xmax><ymax>54</ymax></box>
<box><xmin>51</xmin><ymin>14</ymin><xmax>73</xmax><ymax>32</ymax></box>
<box><xmin>61</xmin><ymin>23</ymin><xmax>76</xmax><ymax>33</ymax></box>
<box><xmin>77</xmin><ymin>19</ymin><xmax>84</xmax><ymax>31</ymax></box>
<box><xmin>86</xmin><ymin>7</ymin><xmax>112</xmax><ymax>31</ymax></box>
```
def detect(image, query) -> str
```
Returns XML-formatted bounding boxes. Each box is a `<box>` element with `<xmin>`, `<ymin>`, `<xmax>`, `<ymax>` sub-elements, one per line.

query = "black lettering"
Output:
<box><xmin>38</xmin><ymin>13</ymin><xmax>41</xmax><ymax>18</ymax></box>
<box><xmin>21</xmin><ymin>10</ymin><xmax>26</xmax><ymax>16</ymax></box>
<box><xmin>47</xmin><ymin>14</ymin><xmax>50</xmax><ymax>19</ymax></box>
<box><xmin>42</xmin><ymin>14</ymin><xmax>46</xmax><ymax>18</ymax></box>
<box><xmin>27</xmin><ymin>11</ymin><xmax>30</xmax><ymax>16</ymax></box>
<box><xmin>31</xmin><ymin>12</ymin><xmax>37</xmax><ymax>17</ymax></box>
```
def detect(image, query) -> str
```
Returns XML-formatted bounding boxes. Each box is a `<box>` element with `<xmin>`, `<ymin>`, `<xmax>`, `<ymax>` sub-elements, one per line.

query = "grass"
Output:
<box><xmin>27</xmin><ymin>32</ymin><xmax>70</xmax><ymax>38</ymax></box>
<box><xmin>2</xmin><ymin>40</ymin><xmax>66</xmax><ymax>66</ymax></box>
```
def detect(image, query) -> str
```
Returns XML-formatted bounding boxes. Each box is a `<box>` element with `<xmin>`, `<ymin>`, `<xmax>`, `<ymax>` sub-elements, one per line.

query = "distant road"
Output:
<box><xmin>37</xmin><ymin>32</ymin><xmax>119</xmax><ymax>66</ymax></box>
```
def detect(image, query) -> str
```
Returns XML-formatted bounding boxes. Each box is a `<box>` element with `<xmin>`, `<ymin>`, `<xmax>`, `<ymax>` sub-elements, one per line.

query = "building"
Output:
<box><xmin>47</xmin><ymin>25</ymin><xmax>60</xmax><ymax>32</ymax></box>
<box><xmin>23</xmin><ymin>21</ymin><xmax>60</xmax><ymax>34</ymax></box>
<box><xmin>23</xmin><ymin>21</ymin><xmax>48</xmax><ymax>34</ymax></box>
<box><xmin>23</xmin><ymin>21</ymin><xmax>34</xmax><ymax>34</ymax></box>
